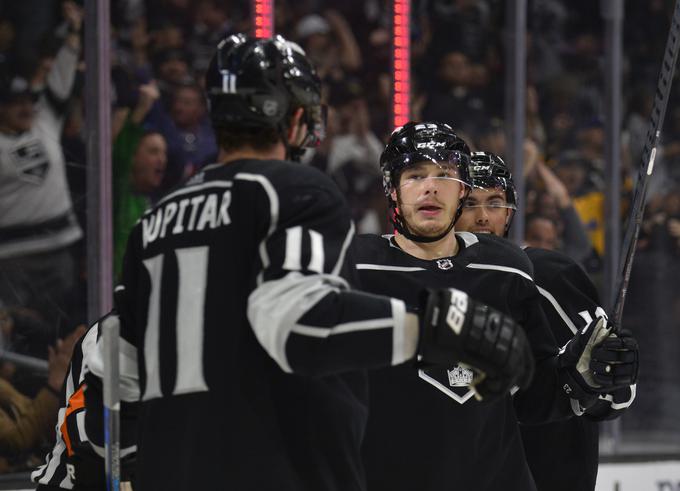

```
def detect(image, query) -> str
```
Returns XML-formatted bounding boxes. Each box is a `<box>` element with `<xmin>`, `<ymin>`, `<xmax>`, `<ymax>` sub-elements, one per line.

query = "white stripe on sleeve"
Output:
<box><xmin>536</xmin><ymin>286</ymin><xmax>579</xmax><ymax>335</ymax></box>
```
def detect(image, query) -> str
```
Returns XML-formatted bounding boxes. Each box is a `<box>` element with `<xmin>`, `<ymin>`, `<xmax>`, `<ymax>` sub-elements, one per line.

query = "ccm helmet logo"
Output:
<box><xmin>446</xmin><ymin>289</ymin><xmax>468</xmax><ymax>334</ymax></box>
<box><xmin>416</xmin><ymin>141</ymin><xmax>446</xmax><ymax>149</ymax></box>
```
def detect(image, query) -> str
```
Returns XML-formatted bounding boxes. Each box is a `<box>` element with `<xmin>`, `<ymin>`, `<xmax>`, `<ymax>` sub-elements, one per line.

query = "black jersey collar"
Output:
<box><xmin>384</xmin><ymin>232</ymin><xmax>482</xmax><ymax>269</ymax></box>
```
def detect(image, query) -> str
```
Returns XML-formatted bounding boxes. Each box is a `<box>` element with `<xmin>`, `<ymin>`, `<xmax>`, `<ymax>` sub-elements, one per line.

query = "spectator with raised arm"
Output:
<box><xmin>532</xmin><ymin>159</ymin><xmax>592</xmax><ymax>263</ymax></box>
<box><xmin>113</xmin><ymin>81</ymin><xmax>167</xmax><ymax>279</ymax></box>
<box><xmin>0</xmin><ymin>1</ymin><xmax>83</xmax><ymax>338</ymax></box>
<box><xmin>145</xmin><ymin>81</ymin><xmax>215</xmax><ymax>192</ymax></box>
<box><xmin>294</xmin><ymin>9</ymin><xmax>362</xmax><ymax>79</ymax></box>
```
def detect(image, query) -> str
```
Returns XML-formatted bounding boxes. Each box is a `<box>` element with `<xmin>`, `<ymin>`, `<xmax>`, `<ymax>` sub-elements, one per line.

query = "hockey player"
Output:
<box><xmin>80</xmin><ymin>36</ymin><xmax>533</xmax><ymax>490</ymax></box>
<box><xmin>347</xmin><ymin>122</ymin><xmax>621</xmax><ymax>491</ymax></box>
<box><xmin>456</xmin><ymin>151</ymin><xmax>638</xmax><ymax>491</ymax></box>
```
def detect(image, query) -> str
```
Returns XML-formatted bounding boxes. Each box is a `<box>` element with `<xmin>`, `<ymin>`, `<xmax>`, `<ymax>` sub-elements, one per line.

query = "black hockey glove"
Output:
<box><xmin>589</xmin><ymin>333</ymin><xmax>639</xmax><ymax>389</ymax></box>
<box><xmin>584</xmin><ymin>385</ymin><xmax>636</xmax><ymax>421</ymax></box>
<box><xmin>419</xmin><ymin>288</ymin><xmax>535</xmax><ymax>402</ymax></box>
<box><xmin>558</xmin><ymin>317</ymin><xmax>637</xmax><ymax>406</ymax></box>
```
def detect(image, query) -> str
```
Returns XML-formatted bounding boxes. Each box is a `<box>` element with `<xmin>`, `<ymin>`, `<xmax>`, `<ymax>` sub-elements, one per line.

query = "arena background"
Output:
<box><xmin>0</xmin><ymin>0</ymin><xmax>679</xmax><ymax>489</ymax></box>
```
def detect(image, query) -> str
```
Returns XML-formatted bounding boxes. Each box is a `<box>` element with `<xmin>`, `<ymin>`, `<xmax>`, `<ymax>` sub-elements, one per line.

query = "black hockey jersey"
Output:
<box><xmin>83</xmin><ymin>159</ymin><xmax>417</xmax><ymax>491</ymax></box>
<box><xmin>520</xmin><ymin>247</ymin><xmax>636</xmax><ymax>491</ymax></box>
<box><xmin>346</xmin><ymin>233</ymin><xmax>571</xmax><ymax>491</ymax></box>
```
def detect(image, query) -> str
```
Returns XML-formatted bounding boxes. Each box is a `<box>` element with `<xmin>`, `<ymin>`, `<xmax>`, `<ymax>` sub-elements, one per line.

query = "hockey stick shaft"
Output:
<box><xmin>102</xmin><ymin>316</ymin><xmax>121</xmax><ymax>491</ymax></box>
<box><xmin>612</xmin><ymin>0</ymin><xmax>680</xmax><ymax>329</ymax></box>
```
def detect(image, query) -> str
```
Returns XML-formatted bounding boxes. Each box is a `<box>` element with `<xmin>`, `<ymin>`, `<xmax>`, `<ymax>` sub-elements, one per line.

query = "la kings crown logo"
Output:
<box><xmin>419</xmin><ymin>364</ymin><xmax>476</xmax><ymax>405</ymax></box>
<box><xmin>447</xmin><ymin>365</ymin><xmax>473</xmax><ymax>387</ymax></box>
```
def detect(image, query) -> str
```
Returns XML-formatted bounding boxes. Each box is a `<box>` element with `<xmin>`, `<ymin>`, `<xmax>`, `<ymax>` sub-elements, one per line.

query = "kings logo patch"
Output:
<box><xmin>418</xmin><ymin>364</ymin><xmax>476</xmax><ymax>404</ymax></box>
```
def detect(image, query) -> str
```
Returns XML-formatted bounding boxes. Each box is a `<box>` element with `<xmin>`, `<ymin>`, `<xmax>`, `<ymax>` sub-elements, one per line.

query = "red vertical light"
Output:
<box><xmin>392</xmin><ymin>0</ymin><xmax>410</xmax><ymax>128</ymax></box>
<box><xmin>252</xmin><ymin>0</ymin><xmax>274</xmax><ymax>38</ymax></box>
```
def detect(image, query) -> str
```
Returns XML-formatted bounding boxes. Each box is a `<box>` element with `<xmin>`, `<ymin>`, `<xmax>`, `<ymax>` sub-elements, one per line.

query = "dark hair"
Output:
<box><xmin>139</xmin><ymin>129</ymin><xmax>164</xmax><ymax>140</ymax></box>
<box><xmin>173</xmin><ymin>82</ymin><xmax>204</xmax><ymax>101</ymax></box>
<box><xmin>525</xmin><ymin>214</ymin><xmax>555</xmax><ymax>228</ymax></box>
<box><xmin>136</xmin><ymin>130</ymin><xmax>165</xmax><ymax>149</ymax></box>
<box><xmin>215</xmin><ymin>125</ymin><xmax>281</xmax><ymax>154</ymax></box>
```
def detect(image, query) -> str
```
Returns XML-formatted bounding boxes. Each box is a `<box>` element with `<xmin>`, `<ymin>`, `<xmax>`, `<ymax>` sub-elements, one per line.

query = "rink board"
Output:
<box><xmin>596</xmin><ymin>460</ymin><xmax>680</xmax><ymax>490</ymax></box>
<box><xmin>2</xmin><ymin>461</ymin><xmax>679</xmax><ymax>490</ymax></box>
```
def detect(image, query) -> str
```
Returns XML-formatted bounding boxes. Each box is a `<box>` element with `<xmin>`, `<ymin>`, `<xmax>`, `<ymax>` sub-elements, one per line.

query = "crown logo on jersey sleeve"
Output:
<box><xmin>447</xmin><ymin>365</ymin><xmax>473</xmax><ymax>387</ymax></box>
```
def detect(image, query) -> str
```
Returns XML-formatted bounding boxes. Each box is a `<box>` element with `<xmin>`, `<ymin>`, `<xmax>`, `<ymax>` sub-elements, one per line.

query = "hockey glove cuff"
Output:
<box><xmin>559</xmin><ymin>317</ymin><xmax>619</xmax><ymax>398</ymax></box>
<box><xmin>418</xmin><ymin>288</ymin><xmax>535</xmax><ymax>401</ymax></box>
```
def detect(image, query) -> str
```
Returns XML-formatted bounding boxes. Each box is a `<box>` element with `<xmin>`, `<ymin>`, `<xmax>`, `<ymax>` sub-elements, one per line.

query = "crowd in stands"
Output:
<box><xmin>0</xmin><ymin>0</ymin><xmax>679</xmax><ymax>473</ymax></box>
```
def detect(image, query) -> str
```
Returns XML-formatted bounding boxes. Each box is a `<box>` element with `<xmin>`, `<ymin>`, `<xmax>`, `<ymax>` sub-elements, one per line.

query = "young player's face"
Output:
<box><xmin>392</xmin><ymin>161</ymin><xmax>466</xmax><ymax>238</ymax></box>
<box><xmin>456</xmin><ymin>187</ymin><xmax>511</xmax><ymax>236</ymax></box>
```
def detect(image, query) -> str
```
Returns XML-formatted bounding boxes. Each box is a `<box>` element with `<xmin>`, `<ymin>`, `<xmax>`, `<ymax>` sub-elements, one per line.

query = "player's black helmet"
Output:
<box><xmin>380</xmin><ymin>121</ymin><xmax>471</xmax><ymax>194</ymax></box>
<box><xmin>467</xmin><ymin>151</ymin><xmax>517</xmax><ymax>234</ymax></box>
<box><xmin>205</xmin><ymin>33</ymin><xmax>324</xmax><ymax>156</ymax></box>
<box><xmin>468</xmin><ymin>151</ymin><xmax>517</xmax><ymax>208</ymax></box>
<box><xmin>380</xmin><ymin>121</ymin><xmax>471</xmax><ymax>243</ymax></box>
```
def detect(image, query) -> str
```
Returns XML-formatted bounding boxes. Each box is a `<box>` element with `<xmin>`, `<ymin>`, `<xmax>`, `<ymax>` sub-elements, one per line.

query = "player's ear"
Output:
<box><xmin>287</xmin><ymin>107</ymin><xmax>306</xmax><ymax>146</ymax></box>
<box><xmin>390</xmin><ymin>187</ymin><xmax>398</xmax><ymax>202</ymax></box>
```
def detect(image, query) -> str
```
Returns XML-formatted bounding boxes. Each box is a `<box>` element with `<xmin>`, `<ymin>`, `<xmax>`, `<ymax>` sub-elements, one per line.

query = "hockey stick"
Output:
<box><xmin>102</xmin><ymin>316</ymin><xmax>121</xmax><ymax>491</ymax></box>
<box><xmin>611</xmin><ymin>0</ymin><xmax>680</xmax><ymax>330</ymax></box>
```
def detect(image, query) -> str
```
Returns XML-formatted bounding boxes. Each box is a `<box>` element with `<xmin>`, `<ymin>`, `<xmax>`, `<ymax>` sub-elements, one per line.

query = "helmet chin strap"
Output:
<box><xmin>393</xmin><ymin>215</ymin><xmax>455</xmax><ymax>243</ymax></box>
<box><xmin>391</xmin><ymin>204</ymin><xmax>465</xmax><ymax>243</ymax></box>
<box><xmin>277</xmin><ymin>124</ymin><xmax>305</xmax><ymax>162</ymax></box>
<box><xmin>503</xmin><ymin>209</ymin><xmax>516</xmax><ymax>238</ymax></box>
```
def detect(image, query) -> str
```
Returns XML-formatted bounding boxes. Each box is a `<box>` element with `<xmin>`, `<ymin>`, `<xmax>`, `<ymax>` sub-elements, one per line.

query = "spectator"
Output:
<box><xmin>424</xmin><ymin>0</ymin><xmax>492</xmax><ymax>64</ymax></box>
<box><xmin>526</xmin><ymin>0</ymin><xmax>567</xmax><ymax>85</ymax></box>
<box><xmin>144</xmin><ymin>0</ymin><xmax>194</xmax><ymax>34</ymax></box>
<box><xmin>187</xmin><ymin>0</ymin><xmax>234</xmax><ymax>74</ymax></box>
<box><xmin>150</xmin><ymin>48</ymin><xmax>193</xmax><ymax>97</ymax></box>
<box><xmin>525</xmin><ymin>214</ymin><xmax>558</xmax><ymax>250</ymax></box>
<box><xmin>0</xmin><ymin>1</ymin><xmax>83</xmax><ymax>337</ymax></box>
<box><xmin>531</xmin><ymin>160</ymin><xmax>592</xmax><ymax>263</ymax></box>
<box><xmin>0</xmin><ymin>0</ymin><xmax>60</xmax><ymax>70</ymax></box>
<box><xmin>113</xmin><ymin>81</ymin><xmax>168</xmax><ymax>279</ymax></box>
<box><xmin>294</xmin><ymin>10</ymin><xmax>362</xmax><ymax>79</ymax></box>
<box><xmin>637</xmin><ymin>188</ymin><xmax>680</xmax><ymax>256</ymax></box>
<box><xmin>0</xmin><ymin>308</ymin><xmax>84</xmax><ymax>466</ymax></box>
<box><xmin>146</xmin><ymin>82</ymin><xmax>216</xmax><ymax>192</ymax></box>
<box><xmin>421</xmin><ymin>50</ymin><xmax>489</xmax><ymax>136</ymax></box>
<box><xmin>553</xmin><ymin>151</ymin><xmax>605</xmax><ymax>257</ymax></box>
<box><xmin>574</xmin><ymin>118</ymin><xmax>605</xmax><ymax>166</ymax></box>
<box><xmin>325</xmin><ymin>78</ymin><xmax>384</xmax><ymax>232</ymax></box>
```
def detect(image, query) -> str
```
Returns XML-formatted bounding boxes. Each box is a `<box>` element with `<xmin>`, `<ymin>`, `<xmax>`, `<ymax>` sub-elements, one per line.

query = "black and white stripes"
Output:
<box><xmin>31</xmin><ymin>324</ymin><xmax>99</xmax><ymax>489</ymax></box>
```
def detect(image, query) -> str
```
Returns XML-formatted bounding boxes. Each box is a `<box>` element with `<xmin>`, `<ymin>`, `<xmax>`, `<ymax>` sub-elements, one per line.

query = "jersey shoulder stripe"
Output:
<box><xmin>465</xmin><ymin>262</ymin><xmax>533</xmax><ymax>281</ymax></box>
